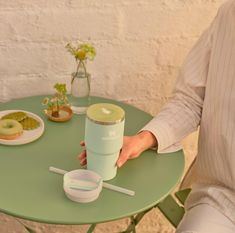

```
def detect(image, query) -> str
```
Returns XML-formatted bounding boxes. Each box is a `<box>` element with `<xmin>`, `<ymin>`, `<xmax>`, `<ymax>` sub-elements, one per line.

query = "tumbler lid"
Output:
<box><xmin>87</xmin><ymin>103</ymin><xmax>125</xmax><ymax>125</ymax></box>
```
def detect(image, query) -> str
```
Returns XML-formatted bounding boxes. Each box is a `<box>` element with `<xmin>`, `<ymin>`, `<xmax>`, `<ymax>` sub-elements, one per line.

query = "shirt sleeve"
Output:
<box><xmin>141</xmin><ymin>12</ymin><xmax>220</xmax><ymax>154</ymax></box>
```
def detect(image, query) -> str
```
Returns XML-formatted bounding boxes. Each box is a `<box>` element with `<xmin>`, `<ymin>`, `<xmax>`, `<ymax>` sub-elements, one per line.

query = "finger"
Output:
<box><xmin>116</xmin><ymin>149</ymin><xmax>130</xmax><ymax>168</ymax></box>
<box><xmin>129</xmin><ymin>153</ymin><xmax>140</xmax><ymax>160</ymax></box>
<box><xmin>80</xmin><ymin>141</ymin><xmax>85</xmax><ymax>146</ymax></box>
<box><xmin>77</xmin><ymin>151</ymin><xmax>86</xmax><ymax>160</ymax></box>
<box><xmin>80</xmin><ymin>158</ymin><xmax>87</xmax><ymax>166</ymax></box>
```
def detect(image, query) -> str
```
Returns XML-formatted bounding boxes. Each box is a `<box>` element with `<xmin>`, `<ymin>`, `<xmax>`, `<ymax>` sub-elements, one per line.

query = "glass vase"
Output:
<box><xmin>70</xmin><ymin>70</ymin><xmax>91</xmax><ymax>114</ymax></box>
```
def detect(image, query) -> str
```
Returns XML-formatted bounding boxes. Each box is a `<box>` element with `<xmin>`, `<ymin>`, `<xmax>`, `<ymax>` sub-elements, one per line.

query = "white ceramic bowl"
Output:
<box><xmin>63</xmin><ymin>169</ymin><xmax>103</xmax><ymax>203</ymax></box>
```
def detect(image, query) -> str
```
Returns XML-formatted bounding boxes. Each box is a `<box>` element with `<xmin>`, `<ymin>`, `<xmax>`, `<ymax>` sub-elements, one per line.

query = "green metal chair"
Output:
<box><xmin>123</xmin><ymin>188</ymin><xmax>191</xmax><ymax>233</ymax></box>
<box><xmin>157</xmin><ymin>188</ymin><xmax>191</xmax><ymax>228</ymax></box>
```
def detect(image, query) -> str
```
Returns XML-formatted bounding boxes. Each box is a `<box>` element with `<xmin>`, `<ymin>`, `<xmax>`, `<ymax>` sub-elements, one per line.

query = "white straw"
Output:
<box><xmin>102</xmin><ymin>182</ymin><xmax>135</xmax><ymax>196</ymax></box>
<box><xmin>49</xmin><ymin>166</ymin><xmax>135</xmax><ymax>196</ymax></box>
<box><xmin>49</xmin><ymin>167</ymin><xmax>67</xmax><ymax>175</ymax></box>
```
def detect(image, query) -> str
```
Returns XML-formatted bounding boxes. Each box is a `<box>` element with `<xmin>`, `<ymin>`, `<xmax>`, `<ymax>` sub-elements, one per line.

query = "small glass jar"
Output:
<box><xmin>70</xmin><ymin>69</ymin><xmax>90</xmax><ymax>114</ymax></box>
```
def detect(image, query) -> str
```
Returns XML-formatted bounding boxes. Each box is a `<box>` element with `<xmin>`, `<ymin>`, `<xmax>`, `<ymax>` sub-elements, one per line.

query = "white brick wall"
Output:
<box><xmin>0</xmin><ymin>0</ymin><xmax>225</xmax><ymax>232</ymax></box>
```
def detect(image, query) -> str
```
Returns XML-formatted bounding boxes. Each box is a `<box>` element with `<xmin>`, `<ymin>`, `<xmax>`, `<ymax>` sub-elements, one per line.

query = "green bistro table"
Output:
<box><xmin>0</xmin><ymin>96</ymin><xmax>184</xmax><ymax>232</ymax></box>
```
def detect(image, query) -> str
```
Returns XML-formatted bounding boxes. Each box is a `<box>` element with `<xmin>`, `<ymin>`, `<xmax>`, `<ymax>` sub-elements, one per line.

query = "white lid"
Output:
<box><xmin>63</xmin><ymin>169</ymin><xmax>103</xmax><ymax>203</ymax></box>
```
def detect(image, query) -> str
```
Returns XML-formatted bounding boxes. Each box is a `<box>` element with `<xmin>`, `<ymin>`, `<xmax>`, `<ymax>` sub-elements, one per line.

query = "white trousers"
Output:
<box><xmin>175</xmin><ymin>204</ymin><xmax>235</xmax><ymax>233</ymax></box>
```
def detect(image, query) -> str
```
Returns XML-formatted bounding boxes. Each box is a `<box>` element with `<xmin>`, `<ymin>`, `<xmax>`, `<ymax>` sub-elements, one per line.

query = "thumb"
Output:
<box><xmin>116</xmin><ymin>149</ymin><xmax>130</xmax><ymax>168</ymax></box>
<box><xmin>80</xmin><ymin>140</ymin><xmax>85</xmax><ymax>146</ymax></box>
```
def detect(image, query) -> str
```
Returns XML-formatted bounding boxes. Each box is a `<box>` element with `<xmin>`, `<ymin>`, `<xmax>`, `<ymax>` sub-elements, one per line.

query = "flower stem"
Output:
<box><xmin>81</xmin><ymin>60</ymin><xmax>90</xmax><ymax>93</ymax></box>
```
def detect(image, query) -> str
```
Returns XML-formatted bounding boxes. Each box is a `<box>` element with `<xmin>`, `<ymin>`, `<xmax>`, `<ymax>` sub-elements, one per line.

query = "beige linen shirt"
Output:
<box><xmin>142</xmin><ymin>0</ymin><xmax>235</xmax><ymax>223</ymax></box>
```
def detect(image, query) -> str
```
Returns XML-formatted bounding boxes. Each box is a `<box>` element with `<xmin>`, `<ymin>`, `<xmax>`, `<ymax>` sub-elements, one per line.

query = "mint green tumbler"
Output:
<box><xmin>85</xmin><ymin>103</ymin><xmax>125</xmax><ymax>181</ymax></box>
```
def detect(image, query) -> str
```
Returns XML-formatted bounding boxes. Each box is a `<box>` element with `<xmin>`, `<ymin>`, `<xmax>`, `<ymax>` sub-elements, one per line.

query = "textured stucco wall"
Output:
<box><xmin>0</xmin><ymin>0</ymin><xmax>225</xmax><ymax>232</ymax></box>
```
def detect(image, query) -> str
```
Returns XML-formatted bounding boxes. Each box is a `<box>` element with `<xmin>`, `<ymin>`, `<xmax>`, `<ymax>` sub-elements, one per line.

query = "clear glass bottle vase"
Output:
<box><xmin>70</xmin><ymin>62</ymin><xmax>91</xmax><ymax>114</ymax></box>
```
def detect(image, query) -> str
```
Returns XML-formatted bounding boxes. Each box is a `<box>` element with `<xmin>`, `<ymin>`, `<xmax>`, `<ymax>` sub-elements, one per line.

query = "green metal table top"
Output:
<box><xmin>0</xmin><ymin>96</ymin><xmax>184</xmax><ymax>225</ymax></box>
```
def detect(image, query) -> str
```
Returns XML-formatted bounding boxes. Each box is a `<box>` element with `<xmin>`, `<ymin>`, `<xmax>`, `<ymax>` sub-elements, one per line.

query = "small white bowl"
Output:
<box><xmin>63</xmin><ymin>169</ymin><xmax>103</xmax><ymax>203</ymax></box>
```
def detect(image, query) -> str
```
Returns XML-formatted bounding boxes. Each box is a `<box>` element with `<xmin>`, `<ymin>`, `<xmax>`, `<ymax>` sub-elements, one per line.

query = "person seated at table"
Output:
<box><xmin>79</xmin><ymin>0</ymin><xmax>235</xmax><ymax>232</ymax></box>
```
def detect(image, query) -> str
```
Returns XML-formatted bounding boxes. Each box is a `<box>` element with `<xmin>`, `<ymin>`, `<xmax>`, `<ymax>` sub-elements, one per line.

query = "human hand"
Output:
<box><xmin>78</xmin><ymin>131</ymin><xmax>157</xmax><ymax>168</ymax></box>
<box><xmin>78</xmin><ymin>137</ymin><xmax>139</xmax><ymax>167</ymax></box>
<box><xmin>116</xmin><ymin>131</ymin><xmax>158</xmax><ymax>167</ymax></box>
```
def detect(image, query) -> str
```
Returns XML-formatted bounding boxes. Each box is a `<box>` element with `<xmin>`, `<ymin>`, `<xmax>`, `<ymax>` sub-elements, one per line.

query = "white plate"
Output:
<box><xmin>0</xmin><ymin>110</ymin><xmax>45</xmax><ymax>145</ymax></box>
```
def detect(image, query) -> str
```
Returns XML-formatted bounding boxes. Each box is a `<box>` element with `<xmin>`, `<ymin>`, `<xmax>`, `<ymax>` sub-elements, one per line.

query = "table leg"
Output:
<box><xmin>87</xmin><ymin>223</ymin><xmax>97</xmax><ymax>233</ymax></box>
<box><xmin>24</xmin><ymin>226</ymin><xmax>36</xmax><ymax>233</ymax></box>
<box><xmin>122</xmin><ymin>208</ymin><xmax>153</xmax><ymax>233</ymax></box>
<box><xmin>15</xmin><ymin>219</ymin><xmax>36</xmax><ymax>233</ymax></box>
